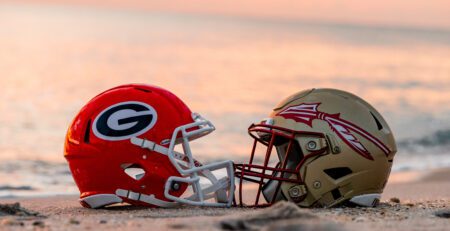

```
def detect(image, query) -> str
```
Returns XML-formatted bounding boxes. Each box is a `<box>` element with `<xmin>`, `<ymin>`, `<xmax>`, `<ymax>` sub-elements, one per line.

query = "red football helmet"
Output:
<box><xmin>64</xmin><ymin>84</ymin><xmax>235</xmax><ymax>208</ymax></box>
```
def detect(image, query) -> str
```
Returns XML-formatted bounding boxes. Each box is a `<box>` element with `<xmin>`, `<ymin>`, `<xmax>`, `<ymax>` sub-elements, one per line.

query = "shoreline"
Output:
<box><xmin>0</xmin><ymin>167</ymin><xmax>447</xmax><ymax>199</ymax></box>
<box><xmin>0</xmin><ymin>168</ymin><xmax>448</xmax><ymax>230</ymax></box>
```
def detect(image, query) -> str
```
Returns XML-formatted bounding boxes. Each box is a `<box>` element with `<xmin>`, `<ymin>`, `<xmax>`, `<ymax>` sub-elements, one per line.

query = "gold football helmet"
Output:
<box><xmin>235</xmin><ymin>88</ymin><xmax>397</xmax><ymax>207</ymax></box>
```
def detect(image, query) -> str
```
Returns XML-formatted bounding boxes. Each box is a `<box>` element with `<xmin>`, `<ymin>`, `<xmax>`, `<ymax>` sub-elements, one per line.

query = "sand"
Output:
<box><xmin>0</xmin><ymin>168</ymin><xmax>449</xmax><ymax>231</ymax></box>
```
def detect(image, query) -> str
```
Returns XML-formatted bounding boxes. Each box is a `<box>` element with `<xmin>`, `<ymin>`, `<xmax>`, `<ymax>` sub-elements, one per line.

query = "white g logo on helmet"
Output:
<box><xmin>93</xmin><ymin>101</ymin><xmax>157</xmax><ymax>141</ymax></box>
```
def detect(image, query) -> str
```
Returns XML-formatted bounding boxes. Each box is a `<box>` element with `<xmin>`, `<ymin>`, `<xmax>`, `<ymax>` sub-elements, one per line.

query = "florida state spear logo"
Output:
<box><xmin>277</xmin><ymin>103</ymin><xmax>390</xmax><ymax>160</ymax></box>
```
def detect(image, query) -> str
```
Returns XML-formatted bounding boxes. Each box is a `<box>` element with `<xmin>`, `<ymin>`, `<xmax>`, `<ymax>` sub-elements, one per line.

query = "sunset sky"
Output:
<box><xmin>6</xmin><ymin>0</ymin><xmax>450</xmax><ymax>29</ymax></box>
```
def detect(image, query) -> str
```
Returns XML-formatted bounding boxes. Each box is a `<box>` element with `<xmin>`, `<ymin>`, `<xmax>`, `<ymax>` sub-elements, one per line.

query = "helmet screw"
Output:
<box><xmin>289</xmin><ymin>187</ymin><xmax>300</xmax><ymax>197</ymax></box>
<box><xmin>333</xmin><ymin>147</ymin><xmax>340</xmax><ymax>153</ymax></box>
<box><xmin>142</xmin><ymin>155</ymin><xmax>147</xmax><ymax>160</ymax></box>
<box><xmin>307</xmin><ymin>141</ymin><xmax>317</xmax><ymax>150</ymax></box>
<box><xmin>171</xmin><ymin>182</ymin><xmax>180</xmax><ymax>191</ymax></box>
<box><xmin>141</xmin><ymin>185</ymin><xmax>146</xmax><ymax>189</ymax></box>
<box><xmin>313</xmin><ymin>181</ymin><xmax>321</xmax><ymax>189</ymax></box>
<box><xmin>288</xmin><ymin>185</ymin><xmax>307</xmax><ymax>202</ymax></box>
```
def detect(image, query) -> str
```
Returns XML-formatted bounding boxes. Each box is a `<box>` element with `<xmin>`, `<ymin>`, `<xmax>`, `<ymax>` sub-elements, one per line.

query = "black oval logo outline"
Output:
<box><xmin>92</xmin><ymin>101</ymin><xmax>157</xmax><ymax>141</ymax></box>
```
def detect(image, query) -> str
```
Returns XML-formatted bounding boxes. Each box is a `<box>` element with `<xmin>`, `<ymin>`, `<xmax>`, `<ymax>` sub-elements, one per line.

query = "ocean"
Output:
<box><xmin>0</xmin><ymin>4</ymin><xmax>449</xmax><ymax>197</ymax></box>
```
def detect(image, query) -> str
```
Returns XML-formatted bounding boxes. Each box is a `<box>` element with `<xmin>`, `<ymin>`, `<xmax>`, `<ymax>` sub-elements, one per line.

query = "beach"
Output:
<box><xmin>0</xmin><ymin>168</ymin><xmax>448</xmax><ymax>231</ymax></box>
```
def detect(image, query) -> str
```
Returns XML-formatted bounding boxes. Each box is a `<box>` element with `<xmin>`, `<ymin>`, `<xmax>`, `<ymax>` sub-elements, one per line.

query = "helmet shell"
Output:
<box><xmin>272</xmin><ymin>88</ymin><xmax>396</xmax><ymax>207</ymax></box>
<box><xmin>64</xmin><ymin>84</ymin><xmax>192</xmax><ymax>206</ymax></box>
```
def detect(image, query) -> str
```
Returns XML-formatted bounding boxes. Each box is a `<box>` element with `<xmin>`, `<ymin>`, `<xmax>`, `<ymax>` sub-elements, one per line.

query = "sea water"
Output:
<box><xmin>0</xmin><ymin>4</ymin><xmax>449</xmax><ymax>197</ymax></box>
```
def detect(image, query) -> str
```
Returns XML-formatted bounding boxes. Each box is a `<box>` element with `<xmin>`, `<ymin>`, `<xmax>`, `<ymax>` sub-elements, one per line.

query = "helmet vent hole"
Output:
<box><xmin>134</xmin><ymin>87</ymin><xmax>152</xmax><ymax>93</ymax></box>
<box><xmin>323</xmin><ymin>167</ymin><xmax>352</xmax><ymax>180</ymax></box>
<box><xmin>331</xmin><ymin>188</ymin><xmax>342</xmax><ymax>200</ymax></box>
<box><xmin>370</xmin><ymin>112</ymin><xmax>383</xmax><ymax>130</ymax></box>
<box><xmin>122</xmin><ymin>164</ymin><xmax>146</xmax><ymax>180</ymax></box>
<box><xmin>84</xmin><ymin>120</ymin><xmax>91</xmax><ymax>143</ymax></box>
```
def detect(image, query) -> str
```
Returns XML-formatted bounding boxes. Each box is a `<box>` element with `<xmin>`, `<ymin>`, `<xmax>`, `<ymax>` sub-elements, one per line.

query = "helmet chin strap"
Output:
<box><xmin>125</xmin><ymin>137</ymin><xmax>231</xmax><ymax>207</ymax></box>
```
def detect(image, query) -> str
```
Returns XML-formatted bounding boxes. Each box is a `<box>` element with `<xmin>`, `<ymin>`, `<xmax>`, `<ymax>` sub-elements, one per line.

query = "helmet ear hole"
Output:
<box><xmin>121</xmin><ymin>163</ymin><xmax>146</xmax><ymax>180</ymax></box>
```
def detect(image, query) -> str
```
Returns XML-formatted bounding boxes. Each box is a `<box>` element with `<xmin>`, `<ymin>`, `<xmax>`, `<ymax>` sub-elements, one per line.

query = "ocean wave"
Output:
<box><xmin>0</xmin><ymin>186</ymin><xmax>34</xmax><ymax>191</ymax></box>
<box><xmin>398</xmin><ymin>129</ymin><xmax>450</xmax><ymax>149</ymax></box>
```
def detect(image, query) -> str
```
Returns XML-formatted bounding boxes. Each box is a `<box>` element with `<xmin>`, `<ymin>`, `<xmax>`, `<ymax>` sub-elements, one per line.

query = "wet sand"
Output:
<box><xmin>0</xmin><ymin>168</ymin><xmax>448</xmax><ymax>231</ymax></box>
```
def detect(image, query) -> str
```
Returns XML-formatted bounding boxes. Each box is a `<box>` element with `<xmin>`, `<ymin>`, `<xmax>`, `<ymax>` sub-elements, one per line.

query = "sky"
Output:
<box><xmin>5</xmin><ymin>0</ymin><xmax>450</xmax><ymax>30</ymax></box>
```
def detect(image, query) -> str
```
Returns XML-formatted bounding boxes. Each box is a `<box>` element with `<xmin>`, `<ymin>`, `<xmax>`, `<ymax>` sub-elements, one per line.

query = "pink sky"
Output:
<box><xmin>6</xmin><ymin>0</ymin><xmax>450</xmax><ymax>29</ymax></box>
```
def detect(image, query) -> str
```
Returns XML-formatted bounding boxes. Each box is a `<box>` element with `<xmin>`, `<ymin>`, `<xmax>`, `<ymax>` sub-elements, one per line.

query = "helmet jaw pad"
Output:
<box><xmin>349</xmin><ymin>193</ymin><xmax>381</xmax><ymax>207</ymax></box>
<box><xmin>80</xmin><ymin>194</ymin><xmax>123</xmax><ymax>209</ymax></box>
